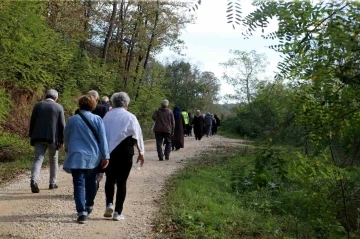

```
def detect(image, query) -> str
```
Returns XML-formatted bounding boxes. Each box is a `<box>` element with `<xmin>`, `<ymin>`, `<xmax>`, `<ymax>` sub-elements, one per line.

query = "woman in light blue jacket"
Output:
<box><xmin>63</xmin><ymin>95</ymin><xmax>110</xmax><ymax>224</ymax></box>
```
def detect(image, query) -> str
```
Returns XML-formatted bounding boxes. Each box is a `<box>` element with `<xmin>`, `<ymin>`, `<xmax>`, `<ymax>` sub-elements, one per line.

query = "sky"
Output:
<box><xmin>157</xmin><ymin>0</ymin><xmax>282</xmax><ymax>102</ymax></box>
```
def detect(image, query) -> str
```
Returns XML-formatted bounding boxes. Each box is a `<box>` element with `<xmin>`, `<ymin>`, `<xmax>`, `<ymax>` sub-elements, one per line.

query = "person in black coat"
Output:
<box><xmin>192</xmin><ymin>110</ymin><xmax>204</xmax><ymax>140</ymax></box>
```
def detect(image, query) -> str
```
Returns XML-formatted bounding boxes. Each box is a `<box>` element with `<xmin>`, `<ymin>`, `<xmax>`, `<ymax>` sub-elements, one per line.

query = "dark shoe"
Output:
<box><xmin>165</xmin><ymin>157</ymin><xmax>169</xmax><ymax>160</ymax></box>
<box><xmin>77</xmin><ymin>215</ymin><xmax>87</xmax><ymax>224</ymax></box>
<box><xmin>49</xmin><ymin>183</ymin><xmax>58</xmax><ymax>190</ymax></box>
<box><xmin>31</xmin><ymin>180</ymin><xmax>40</xmax><ymax>193</ymax></box>
<box><xmin>159</xmin><ymin>157</ymin><xmax>164</xmax><ymax>161</ymax></box>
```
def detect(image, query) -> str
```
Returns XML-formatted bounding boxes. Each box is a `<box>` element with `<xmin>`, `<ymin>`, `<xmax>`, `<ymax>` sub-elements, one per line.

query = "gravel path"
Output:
<box><xmin>0</xmin><ymin>135</ymin><xmax>244</xmax><ymax>239</ymax></box>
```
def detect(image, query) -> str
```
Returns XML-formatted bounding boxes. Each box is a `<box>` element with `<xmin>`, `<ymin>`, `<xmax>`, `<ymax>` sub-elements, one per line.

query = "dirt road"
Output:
<box><xmin>0</xmin><ymin>135</ymin><xmax>244</xmax><ymax>239</ymax></box>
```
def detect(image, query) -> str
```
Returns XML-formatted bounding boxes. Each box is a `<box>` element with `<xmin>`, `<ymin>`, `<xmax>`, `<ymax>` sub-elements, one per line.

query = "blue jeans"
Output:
<box><xmin>71</xmin><ymin>169</ymin><xmax>97</xmax><ymax>216</ymax></box>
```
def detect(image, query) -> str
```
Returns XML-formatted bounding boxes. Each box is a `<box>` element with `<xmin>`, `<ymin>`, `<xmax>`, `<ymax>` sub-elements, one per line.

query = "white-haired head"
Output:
<box><xmin>45</xmin><ymin>89</ymin><xmax>58</xmax><ymax>100</ymax></box>
<box><xmin>161</xmin><ymin>99</ymin><xmax>169</xmax><ymax>108</ymax></box>
<box><xmin>101</xmin><ymin>96</ymin><xmax>109</xmax><ymax>104</ymax></box>
<box><xmin>88</xmin><ymin>90</ymin><xmax>99</xmax><ymax>101</ymax></box>
<box><xmin>111</xmin><ymin>92</ymin><xmax>130</xmax><ymax>108</ymax></box>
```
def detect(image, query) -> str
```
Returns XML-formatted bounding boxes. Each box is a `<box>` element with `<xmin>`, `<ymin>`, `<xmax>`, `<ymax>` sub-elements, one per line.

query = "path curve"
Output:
<box><xmin>0</xmin><ymin>135</ymin><xmax>244</xmax><ymax>239</ymax></box>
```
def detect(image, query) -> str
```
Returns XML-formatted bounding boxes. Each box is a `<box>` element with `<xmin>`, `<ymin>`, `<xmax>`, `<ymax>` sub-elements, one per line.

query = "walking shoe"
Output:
<box><xmin>77</xmin><ymin>215</ymin><xmax>87</xmax><ymax>224</ymax></box>
<box><xmin>165</xmin><ymin>156</ymin><xmax>169</xmax><ymax>160</ymax></box>
<box><xmin>104</xmin><ymin>203</ymin><xmax>114</xmax><ymax>218</ymax></box>
<box><xmin>49</xmin><ymin>183</ymin><xmax>58</xmax><ymax>189</ymax></box>
<box><xmin>30</xmin><ymin>180</ymin><xmax>40</xmax><ymax>193</ymax></box>
<box><xmin>113</xmin><ymin>212</ymin><xmax>125</xmax><ymax>221</ymax></box>
<box><xmin>159</xmin><ymin>157</ymin><xmax>164</xmax><ymax>161</ymax></box>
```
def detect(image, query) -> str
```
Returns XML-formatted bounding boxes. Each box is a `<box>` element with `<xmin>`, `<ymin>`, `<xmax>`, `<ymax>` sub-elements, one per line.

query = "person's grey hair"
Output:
<box><xmin>162</xmin><ymin>99</ymin><xmax>169</xmax><ymax>107</ymax></box>
<box><xmin>88</xmin><ymin>90</ymin><xmax>99</xmax><ymax>100</ymax></box>
<box><xmin>45</xmin><ymin>89</ymin><xmax>58</xmax><ymax>100</ymax></box>
<box><xmin>111</xmin><ymin>92</ymin><xmax>130</xmax><ymax>108</ymax></box>
<box><xmin>101</xmin><ymin>96</ymin><xmax>109</xmax><ymax>104</ymax></box>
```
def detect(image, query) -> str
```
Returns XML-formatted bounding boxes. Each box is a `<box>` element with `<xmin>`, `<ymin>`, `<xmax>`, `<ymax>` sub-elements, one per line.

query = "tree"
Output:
<box><xmin>220</xmin><ymin>50</ymin><xmax>267</xmax><ymax>104</ymax></box>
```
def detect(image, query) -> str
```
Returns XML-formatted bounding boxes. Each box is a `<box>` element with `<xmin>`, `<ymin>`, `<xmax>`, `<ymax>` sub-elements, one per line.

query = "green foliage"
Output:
<box><xmin>163</xmin><ymin>60</ymin><xmax>221</xmax><ymax>111</ymax></box>
<box><xmin>156</xmin><ymin>146</ymin><xmax>353</xmax><ymax>238</ymax></box>
<box><xmin>0</xmin><ymin>89</ymin><xmax>11</xmax><ymax>122</ymax></box>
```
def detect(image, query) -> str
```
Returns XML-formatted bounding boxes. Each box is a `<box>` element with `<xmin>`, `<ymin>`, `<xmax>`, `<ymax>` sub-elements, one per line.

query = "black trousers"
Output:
<box><xmin>105</xmin><ymin>139</ymin><xmax>134</xmax><ymax>214</ymax></box>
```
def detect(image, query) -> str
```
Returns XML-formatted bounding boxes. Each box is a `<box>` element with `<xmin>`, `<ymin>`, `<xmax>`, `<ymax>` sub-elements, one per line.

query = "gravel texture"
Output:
<box><xmin>0</xmin><ymin>135</ymin><xmax>244</xmax><ymax>239</ymax></box>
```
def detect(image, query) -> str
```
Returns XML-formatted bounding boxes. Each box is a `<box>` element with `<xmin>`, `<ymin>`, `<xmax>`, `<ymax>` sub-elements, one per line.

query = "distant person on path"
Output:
<box><xmin>103</xmin><ymin>92</ymin><xmax>145</xmax><ymax>221</ymax></box>
<box><xmin>29</xmin><ymin>89</ymin><xmax>65</xmax><ymax>193</ymax></box>
<box><xmin>181</xmin><ymin>108</ymin><xmax>189</xmax><ymax>136</ymax></box>
<box><xmin>187</xmin><ymin>112</ymin><xmax>193</xmax><ymax>136</ymax></box>
<box><xmin>152</xmin><ymin>99</ymin><xmax>175</xmax><ymax>161</ymax></box>
<box><xmin>101</xmin><ymin>96</ymin><xmax>112</xmax><ymax>111</ymax></box>
<box><xmin>192</xmin><ymin>110</ymin><xmax>204</xmax><ymax>141</ymax></box>
<box><xmin>204</xmin><ymin>112</ymin><xmax>213</xmax><ymax>138</ymax></box>
<box><xmin>63</xmin><ymin>95</ymin><xmax>110</xmax><ymax>224</ymax></box>
<box><xmin>171</xmin><ymin>106</ymin><xmax>185</xmax><ymax>151</ymax></box>
<box><xmin>213</xmin><ymin>114</ymin><xmax>221</xmax><ymax>135</ymax></box>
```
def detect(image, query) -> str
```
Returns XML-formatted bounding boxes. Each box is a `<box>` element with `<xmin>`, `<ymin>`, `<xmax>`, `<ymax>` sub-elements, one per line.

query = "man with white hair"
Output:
<box><xmin>152</xmin><ymin>99</ymin><xmax>175</xmax><ymax>161</ymax></box>
<box><xmin>29</xmin><ymin>89</ymin><xmax>65</xmax><ymax>193</ymax></box>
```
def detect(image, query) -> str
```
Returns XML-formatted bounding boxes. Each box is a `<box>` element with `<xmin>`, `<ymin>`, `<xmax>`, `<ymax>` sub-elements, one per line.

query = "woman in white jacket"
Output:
<box><xmin>102</xmin><ymin>92</ymin><xmax>145</xmax><ymax>221</ymax></box>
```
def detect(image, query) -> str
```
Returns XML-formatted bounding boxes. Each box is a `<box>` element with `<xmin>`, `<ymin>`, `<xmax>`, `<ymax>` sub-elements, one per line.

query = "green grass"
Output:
<box><xmin>217</xmin><ymin>129</ymin><xmax>245</xmax><ymax>140</ymax></box>
<box><xmin>153</xmin><ymin>146</ymin><xmax>348</xmax><ymax>239</ymax></box>
<box><xmin>154</xmin><ymin>147</ymin><xmax>283</xmax><ymax>239</ymax></box>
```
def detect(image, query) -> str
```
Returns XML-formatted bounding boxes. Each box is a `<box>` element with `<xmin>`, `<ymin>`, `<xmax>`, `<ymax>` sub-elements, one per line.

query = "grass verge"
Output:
<box><xmin>153</xmin><ymin>145</ymin><xmax>348</xmax><ymax>239</ymax></box>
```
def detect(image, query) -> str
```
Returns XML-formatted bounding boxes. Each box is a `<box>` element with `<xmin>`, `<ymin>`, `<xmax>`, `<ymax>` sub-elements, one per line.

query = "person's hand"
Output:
<box><xmin>137</xmin><ymin>154</ymin><xmax>145</xmax><ymax>166</ymax></box>
<box><xmin>101</xmin><ymin>159</ymin><xmax>109</xmax><ymax>169</ymax></box>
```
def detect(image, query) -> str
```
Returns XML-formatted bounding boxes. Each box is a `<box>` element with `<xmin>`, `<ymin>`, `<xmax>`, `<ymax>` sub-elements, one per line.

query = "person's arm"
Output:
<box><xmin>98</xmin><ymin>119</ymin><xmax>110</xmax><ymax>168</ymax></box>
<box><xmin>171</xmin><ymin>112</ymin><xmax>175</xmax><ymax>136</ymax></box>
<box><xmin>57</xmin><ymin>106</ymin><xmax>66</xmax><ymax>146</ymax></box>
<box><xmin>132</xmin><ymin>118</ymin><xmax>145</xmax><ymax>166</ymax></box>
<box><xmin>152</xmin><ymin>110</ymin><xmax>157</xmax><ymax>121</ymax></box>
<box><xmin>64</xmin><ymin>118</ymin><xmax>71</xmax><ymax>152</ymax></box>
<box><xmin>29</xmin><ymin>105</ymin><xmax>37</xmax><ymax>138</ymax></box>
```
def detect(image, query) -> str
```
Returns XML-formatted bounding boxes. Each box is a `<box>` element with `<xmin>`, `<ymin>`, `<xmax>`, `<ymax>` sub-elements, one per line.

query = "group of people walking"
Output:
<box><xmin>28</xmin><ymin>90</ymin><xmax>221</xmax><ymax>224</ymax></box>
<box><xmin>151</xmin><ymin>100</ymin><xmax>221</xmax><ymax>161</ymax></box>
<box><xmin>29</xmin><ymin>89</ymin><xmax>144</xmax><ymax>224</ymax></box>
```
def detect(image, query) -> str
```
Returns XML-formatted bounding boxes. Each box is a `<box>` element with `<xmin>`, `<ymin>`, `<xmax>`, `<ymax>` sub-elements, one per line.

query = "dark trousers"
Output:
<box><xmin>71</xmin><ymin>168</ymin><xmax>97</xmax><ymax>216</ymax></box>
<box><xmin>155</xmin><ymin>132</ymin><xmax>171</xmax><ymax>159</ymax></box>
<box><xmin>105</xmin><ymin>149</ymin><xmax>133</xmax><ymax>214</ymax></box>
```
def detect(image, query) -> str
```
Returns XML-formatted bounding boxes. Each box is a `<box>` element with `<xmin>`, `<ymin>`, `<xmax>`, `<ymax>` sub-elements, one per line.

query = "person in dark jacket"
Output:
<box><xmin>29</xmin><ymin>89</ymin><xmax>65</xmax><ymax>193</ymax></box>
<box><xmin>152</xmin><ymin>99</ymin><xmax>175</xmax><ymax>160</ymax></box>
<box><xmin>75</xmin><ymin>90</ymin><xmax>108</xmax><ymax>118</ymax></box>
<box><xmin>192</xmin><ymin>110</ymin><xmax>204</xmax><ymax>141</ymax></box>
<box><xmin>101</xmin><ymin>96</ymin><xmax>112</xmax><ymax>111</ymax></box>
<box><xmin>213</xmin><ymin>114</ymin><xmax>221</xmax><ymax>135</ymax></box>
<box><xmin>171</xmin><ymin>106</ymin><xmax>185</xmax><ymax>151</ymax></box>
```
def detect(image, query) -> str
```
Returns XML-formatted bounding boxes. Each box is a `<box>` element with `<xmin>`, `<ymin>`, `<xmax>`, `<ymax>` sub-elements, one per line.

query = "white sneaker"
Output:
<box><xmin>104</xmin><ymin>203</ymin><xmax>114</xmax><ymax>218</ymax></box>
<box><xmin>113</xmin><ymin>212</ymin><xmax>125</xmax><ymax>221</ymax></box>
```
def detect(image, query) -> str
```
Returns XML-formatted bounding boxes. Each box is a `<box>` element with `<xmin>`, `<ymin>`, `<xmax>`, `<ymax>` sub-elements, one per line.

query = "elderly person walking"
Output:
<box><xmin>63</xmin><ymin>95</ymin><xmax>110</xmax><ymax>224</ymax></box>
<box><xmin>192</xmin><ymin>110</ymin><xmax>205</xmax><ymax>141</ymax></box>
<box><xmin>29</xmin><ymin>89</ymin><xmax>65</xmax><ymax>193</ymax></box>
<box><xmin>152</xmin><ymin>99</ymin><xmax>175</xmax><ymax>161</ymax></box>
<box><xmin>204</xmin><ymin>112</ymin><xmax>213</xmax><ymax>138</ymax></box>
<box><xmin>102</xmin><ymin>92</ymin><xmax>145</xmax><ymax>221</ymax></box>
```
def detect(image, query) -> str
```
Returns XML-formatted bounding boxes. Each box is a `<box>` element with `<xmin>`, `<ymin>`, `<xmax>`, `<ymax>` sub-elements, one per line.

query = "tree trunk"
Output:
<box><xmin>102</xmin><ymin>1</ymin><xmax>117</xmax><ymax>63</ymax></box>
<box><xmin>135</xmin><ymin>1</ymin><xmax>159</xmax><ymax>100</ymax></box>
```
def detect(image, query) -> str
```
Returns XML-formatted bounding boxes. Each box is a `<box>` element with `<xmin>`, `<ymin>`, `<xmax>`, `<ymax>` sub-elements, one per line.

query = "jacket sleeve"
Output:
<box><xmin>98</xmin><ymin>119</ymin><xmax>110</xmax><ymax>159</ymax></box>
<box><xmin>57</xmin><ymin>106</ymin><xmax>66</xmax><ymax>145</ymax></box>
<box><xmin>152</xmin><ymin>109</ymin><xmax>157</xmax><ymax>121</ymax></box>
<box><xmin>171</xmin><ymin>112</ymin><xmax>175</xmax><ymax>134</ymax></box>
<box><xmin>64</xmin><ymin>118</ymin><xmax>71</xmax><ymax>150</ymax></box>
<box><xmin>29</xmin><ymin>104</ymin><xmax>37</xmax><ymax>138</ymax></box>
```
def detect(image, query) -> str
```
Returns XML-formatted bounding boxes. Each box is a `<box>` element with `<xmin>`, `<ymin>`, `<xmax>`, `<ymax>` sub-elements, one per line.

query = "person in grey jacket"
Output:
<box><xmin>29</xmin><ymin>89</ymin><xmax>65</xmax><ymax>193</ymax></box>
<box><xmin>152</xmin><ymin>99</ymin><xmax>175</xmax><ymax>161</ymax></box>
<box><xmin>204</xmin><ymin>112</ymin><xmax>213</xmax><ymax>138</ymax></box>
